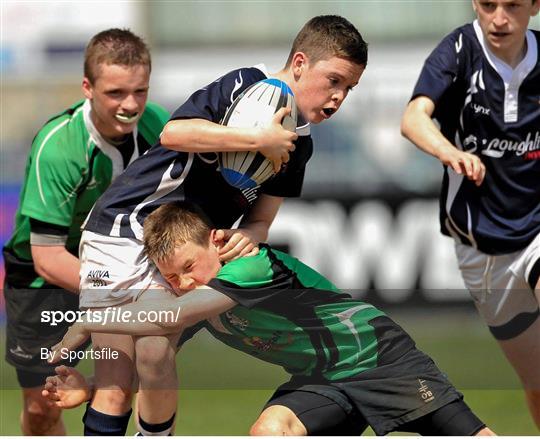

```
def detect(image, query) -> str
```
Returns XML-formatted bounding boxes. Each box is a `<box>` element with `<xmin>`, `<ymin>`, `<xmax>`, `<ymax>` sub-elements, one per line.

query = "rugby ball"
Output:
<box><xmin>219</xmin><ymin>78</ymin><xmax>297</xmax><ymax>190</ymax></box>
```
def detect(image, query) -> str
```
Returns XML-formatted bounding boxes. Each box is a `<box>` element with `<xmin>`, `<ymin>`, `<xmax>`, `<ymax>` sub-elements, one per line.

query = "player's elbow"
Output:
<box><xmin>160</xmin><ymin>122</ymin><xmax>181</xmax><ymax>149</ymax></box>
<box><xmin>400</xmin><ymin>108</ymin><xmax>415</xmax><ymax>141</ymax></box>
<box><xmin>31</xmin><ymin>246</ymin><xmax>67</xmax><ymax>285</ymax></box>
<box><xmin>32</xmin><ymin>255</ymin><xmax>56</xmax><ymax>284</ymax></box>
<box><xmin>160</xmin><ymin>120</ymin><xmax>190</xmax><ymax>151</ymax></box>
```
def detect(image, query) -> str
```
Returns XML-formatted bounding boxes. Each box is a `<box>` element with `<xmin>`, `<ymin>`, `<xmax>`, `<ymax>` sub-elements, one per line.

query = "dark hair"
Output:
<box><xmin>285</xmin><ymin>15</ymin><xmax>368</xmax><ymax>67</ymax></box>
<box><xmin>84</xmin><ymin>28</ymin><xmax>151</xmax><ymax>83</ymax></box>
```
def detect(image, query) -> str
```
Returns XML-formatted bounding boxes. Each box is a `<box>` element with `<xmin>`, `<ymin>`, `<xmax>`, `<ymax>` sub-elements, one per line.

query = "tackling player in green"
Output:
<box><xmin>47</xmin><ymin>202</ymin><xmax>495</xmax><ymax>435</ymax></box>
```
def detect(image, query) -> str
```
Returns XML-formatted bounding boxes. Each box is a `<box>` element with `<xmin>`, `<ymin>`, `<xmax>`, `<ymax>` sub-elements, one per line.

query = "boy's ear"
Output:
<box><xmin>291</xmin><ymin>52</ymin><xmax>309</xmax><ymax>77</ymax></box>
<box><xmin>82</xmin><ymin>77</ymin><xmax>93</xmax><ymax>100</ymax></box>
<box><xmin>210</xmin><ymin>229</ymin><xmax>225</xmax><ymax>247</ymax></box>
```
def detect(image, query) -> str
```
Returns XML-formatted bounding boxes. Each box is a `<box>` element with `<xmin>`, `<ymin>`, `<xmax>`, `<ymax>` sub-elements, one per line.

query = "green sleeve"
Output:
<box><xmin>21</xmin><ymin>131</ymin><xmax>86</xmax><ymax>227</ymax></box>
<box><xmin>138</xmin><ymin>101</ymin><xmax>170</xmax><ymax>145</ymax></box>
<box><xmin>217</xmin><ymin>250</ymin><xmax>275</xmax><ymax>288</ymax></box>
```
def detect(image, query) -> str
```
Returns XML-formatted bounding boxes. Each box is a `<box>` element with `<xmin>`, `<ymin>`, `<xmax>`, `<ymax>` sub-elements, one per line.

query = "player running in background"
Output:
<box><xmin>2</xmin><ymin>29</ymin><xmax>168</xmax><ymax>435</ymax></box>
<box><xmin>47</xmin><ymin>201</ymin><xmax>495</xmax><ymax>436</ymax></box>
<box><xmin>77</xmin><ymin>15</ymin><xmax>367</xmax><ymax>436</ymax></box>
<box><xmin>401</xmin><ymin>0</ymin><xmax>540</xmax><ymax>428</ymax></box>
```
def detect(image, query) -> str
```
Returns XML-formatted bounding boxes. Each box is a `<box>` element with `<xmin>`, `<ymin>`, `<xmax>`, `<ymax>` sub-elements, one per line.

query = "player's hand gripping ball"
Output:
<box><xmin>219</xmin><ymin>78</ymin><xmax>297</xmax><ymax>190</ymax></box>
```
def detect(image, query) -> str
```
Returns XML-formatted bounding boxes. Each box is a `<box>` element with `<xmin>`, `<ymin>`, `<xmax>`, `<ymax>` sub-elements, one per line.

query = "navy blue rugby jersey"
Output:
<box><xmin>84</xmin><ymin>64</ymin><xmax>313</xmax><ymax>240</ymax></box>
<box><xmin>412</xmin><ymin>21</ymin><xmax>540</xmax><ymax>255</ymax></box>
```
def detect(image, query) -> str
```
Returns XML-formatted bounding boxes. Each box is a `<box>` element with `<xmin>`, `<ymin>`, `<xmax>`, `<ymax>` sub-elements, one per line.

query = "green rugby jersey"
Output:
<box><xmin>206</xmin><ymin>245</ymin><xmax>414</xmax><ymax>381</ymax></box>
<box><xmin>4</xmin><ymin>99</ymin><xmax>169</xmax><ymax>288</ymax></box>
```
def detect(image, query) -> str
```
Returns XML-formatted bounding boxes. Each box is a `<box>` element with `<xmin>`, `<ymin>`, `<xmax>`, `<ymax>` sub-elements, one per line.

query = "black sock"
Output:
<box><xmin>138</xmin><ymin>412</ymin><xmax>176</xmax><ymax>436</ymax></box>
<box><xmin>82</xmin><ymin>403</ymin><xmax>132</xmax><ymax>436</ymax></box>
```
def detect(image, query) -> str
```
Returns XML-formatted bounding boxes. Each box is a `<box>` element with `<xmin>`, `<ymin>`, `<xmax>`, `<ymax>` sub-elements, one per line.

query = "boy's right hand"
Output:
<box><xmin>42</xmin><ymin>365</ymin><xmax>91</xmax><ymax>409</ymax></box>
<box><xmin>438</xmin><ymin>147</ymin><xmax>486</xmax><ymax>186</ymax></box>
<box><xmin>258</xmin><ymin>107</ymin><xmax>298</xmax><ymax>172</ymax></box>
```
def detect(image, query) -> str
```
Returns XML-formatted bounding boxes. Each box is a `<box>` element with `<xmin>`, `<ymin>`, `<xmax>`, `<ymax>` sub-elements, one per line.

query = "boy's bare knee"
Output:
<box><xmin>135</xmin><ymin>335</ymin><xmax>176</xmax><ymax>385</ymax></box>
<box><xmin>250</xmin><ymin>406</ymin><xmax>306</xmax><ymax>436</ymax></box>
<box><xmin>23</xmin><ymin>391</ymin><xmax>62</xmax><ymax>435</ymax></box>
<box><xmin>250</xmin><ymin>417</ymin><xmax>288</xmax><ymax>436</ymax></box>
<box><xmin>136</xmin><ymin>336</ymin><xmax>175</xmax><ymax>365</ymax></box>
<box><xmin>92</xmin><ymin>388</ymin><xmax>133</xmax><ymax>415</ymax></box>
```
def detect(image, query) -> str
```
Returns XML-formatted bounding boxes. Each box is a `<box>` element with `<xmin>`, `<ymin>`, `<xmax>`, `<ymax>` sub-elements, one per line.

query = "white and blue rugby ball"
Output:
<box><xmin>219</xmin><ymin>78</ymin><xmax>297</xmax><ymax>190</ymax></box>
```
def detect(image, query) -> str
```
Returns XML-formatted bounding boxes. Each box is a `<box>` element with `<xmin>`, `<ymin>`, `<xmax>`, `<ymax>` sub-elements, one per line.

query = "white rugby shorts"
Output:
<box><xmin>454</xmin><ymin>232</ymin><xmax>540</xmax><ymax>340</ymax></box>
<box><xmin>79</xmin><ymin>230</ymin><xmax>170</xmax><ymax>309</ymax></box>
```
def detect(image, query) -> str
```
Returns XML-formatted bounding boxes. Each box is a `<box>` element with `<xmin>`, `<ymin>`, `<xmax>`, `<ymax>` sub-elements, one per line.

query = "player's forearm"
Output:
<box><xmin>239</xmin><ymin>194</ymin><xmax>283</xmax><ymax>243</ymax></box>
<box><xmin>401</xmin><ymin>110</ymin><xmax>456</xmax><ymax>161</ymax></box>
<box><xmin>81</xmin><ymin>299</ymin><xmax>186</xmax><ymax>336</ymax></box>
<box><xmin>401</xmin><ymin>96</ymin><xmax>460</xmax><ymax>162</ymax></box>
<box><xmin>80</xmin><ymin>290</ymin><xmax>235</xmax><ymax>336</ymax></box>
<box><xmin>31</xmin><ymin>246</ymin><xmax>80</xmax><ymax>293</ymax></box>
<box><xmin>238</xmin><ymin>220</ymin><xmax>272</xmax><ymax>243</ymax></box>
<box><xmin>161</xmin><ymin>119</ymin><xmax>261</xmax><ymax>153</ymax></box>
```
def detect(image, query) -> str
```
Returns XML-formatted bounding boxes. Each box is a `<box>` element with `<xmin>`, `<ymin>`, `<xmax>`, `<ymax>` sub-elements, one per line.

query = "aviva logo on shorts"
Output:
<box><xmin>87</xmin><ymin>269</ymin><xmax>110</xmax><ymax>287</ymax></box>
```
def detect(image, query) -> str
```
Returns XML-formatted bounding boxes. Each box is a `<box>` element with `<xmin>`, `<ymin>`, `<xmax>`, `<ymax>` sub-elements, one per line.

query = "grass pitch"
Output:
<box><xmin>0</xmin><ymin>309</ymin><xmax>536</xmax><ymax>435</ymax></box>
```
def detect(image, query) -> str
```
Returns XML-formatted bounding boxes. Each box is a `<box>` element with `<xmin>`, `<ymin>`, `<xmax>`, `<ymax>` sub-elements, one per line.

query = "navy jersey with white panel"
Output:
<box><xmin>84</xmin><ymin>64</ymin><xmax>313</xmax><ymax>240</ymax></box>
<box><xmin>412</xmin><ymin>21</ymin><xmax>540</xmax><ymax>255</ymax></box>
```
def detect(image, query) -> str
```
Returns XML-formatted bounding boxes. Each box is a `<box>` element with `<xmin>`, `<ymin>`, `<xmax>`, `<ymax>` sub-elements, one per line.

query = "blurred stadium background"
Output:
<box><xmin>1</xmin><ymin>1</ymin><xmax>539</xmax><ymax>435</ymax></box>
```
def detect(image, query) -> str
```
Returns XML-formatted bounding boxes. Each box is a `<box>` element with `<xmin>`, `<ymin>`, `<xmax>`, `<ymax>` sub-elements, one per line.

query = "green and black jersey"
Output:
<box><xmin>4</xmin><ymin>99</ymin><xmax>169</xmax><ymax>288</ymax></box>
<box><xmin>207</xmin><ymin>245</ymin><xmax>415</xmax><ymax>381</ymax></box>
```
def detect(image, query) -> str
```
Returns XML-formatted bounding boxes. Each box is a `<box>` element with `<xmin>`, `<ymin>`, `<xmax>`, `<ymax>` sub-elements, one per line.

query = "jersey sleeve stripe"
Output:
<box><xmin>35</xmin><ymin>118</ymin><xmax>71</xmax><ymax>206</ymax></box>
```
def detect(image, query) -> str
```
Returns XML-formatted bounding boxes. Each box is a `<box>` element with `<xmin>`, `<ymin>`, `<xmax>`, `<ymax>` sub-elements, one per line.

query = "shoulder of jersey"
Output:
<box><xmin>217</xmin><ymin>248</ymin><xmax>273</xmax><ymax>286</ymax></box>
<box><xmin>33</xmin><ymin>100</ymin><xmax>87</xmax><ymax>151</ymax></box>
<box><xmin>142</xmin><ymin>101</ymin><xmax>170</xmax><ymax>125</ymax></box>
<box><xmin>222</xmin><ymin>66</ymin><xmax>267</xmax><ymax>86</ymax></box>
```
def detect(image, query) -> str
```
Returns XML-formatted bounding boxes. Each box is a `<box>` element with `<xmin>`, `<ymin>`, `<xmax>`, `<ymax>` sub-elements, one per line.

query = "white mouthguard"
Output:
<box><xmin>115</xmin><ymin>113</ymin><xmax>139</xmax><ymax>124</ymax></box>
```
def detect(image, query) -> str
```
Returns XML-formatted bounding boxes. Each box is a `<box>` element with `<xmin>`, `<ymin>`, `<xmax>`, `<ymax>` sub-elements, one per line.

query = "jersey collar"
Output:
<box><xmin>473</xmin><ymin>20</ymin><xmax>538</xmax><ymax>84</ymax></box>
<box><xmin>82</xmin><ymin>99</ymin><xmax>140</xmax><ymax>179</ymax></box>
<box><xmin>473</xmin><ymin>20</ymin><xmax>537</xmax><ymax>123</ymax></box>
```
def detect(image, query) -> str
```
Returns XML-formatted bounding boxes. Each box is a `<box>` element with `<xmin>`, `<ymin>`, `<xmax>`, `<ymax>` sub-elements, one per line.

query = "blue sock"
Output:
<box><xmin>138</xmin><ymin>412</ymin><xmax>176</xmax><ymax>436</ymax></box>
<box><xmin>82</xmin><ymin>404</ymin><xmax>132</xmax><ymax>436</ymax></box>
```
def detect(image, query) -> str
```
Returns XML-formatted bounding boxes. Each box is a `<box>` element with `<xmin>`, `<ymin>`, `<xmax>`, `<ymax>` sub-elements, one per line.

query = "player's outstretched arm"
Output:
<box><xmin>42</xmin><ymin>365</ymin><xmax>92</xmax><ymax>409</ymax></box>
<box><xmin>160</xmin><ymin>108</ymin><xmax>297</xmax><ymax>172</ymax></box>
<box><xmin>401</xmin><ymin>96</ymin><xmax>485</xmax><ymax>186</ymax></box>
<box><xmin>49</xmin><ymin>289</ymin><xmax>237</xmax><ymax>360</ymax></box>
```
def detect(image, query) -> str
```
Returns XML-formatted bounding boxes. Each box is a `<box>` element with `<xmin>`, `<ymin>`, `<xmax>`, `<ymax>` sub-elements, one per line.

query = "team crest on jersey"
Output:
<box><xmin>463</xmin><ymin>135</ymin><xmax>478</xmax><ymax>152</ymax></box>
<box><xmin>242</xmin><ymin>331</ymin><xmax>294</xmax><ymax>353</ymax></box>
<box><xmin>225</xmin><ymin>311</ymin><xmax>249</xmax><ymax>331</ymax></box>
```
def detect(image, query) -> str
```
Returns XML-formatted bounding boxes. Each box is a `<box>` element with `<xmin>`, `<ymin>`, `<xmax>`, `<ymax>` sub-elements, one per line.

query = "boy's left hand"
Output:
<box><xmin>42</xmin><ymin>365</ymin><xmax>91</xmax><ymax>408</ymax></box>
<box><xmin>216</xmin><ymin>228</ymin><xmax>259</xmax><ymax>262</ymax></box>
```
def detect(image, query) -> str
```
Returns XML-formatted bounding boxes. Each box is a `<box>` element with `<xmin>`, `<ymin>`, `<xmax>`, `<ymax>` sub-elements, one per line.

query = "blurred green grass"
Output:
<box><xmin>0</xmin><ymin>309</ymin><xmax>537</xmax><ymax>435</ymax></box>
